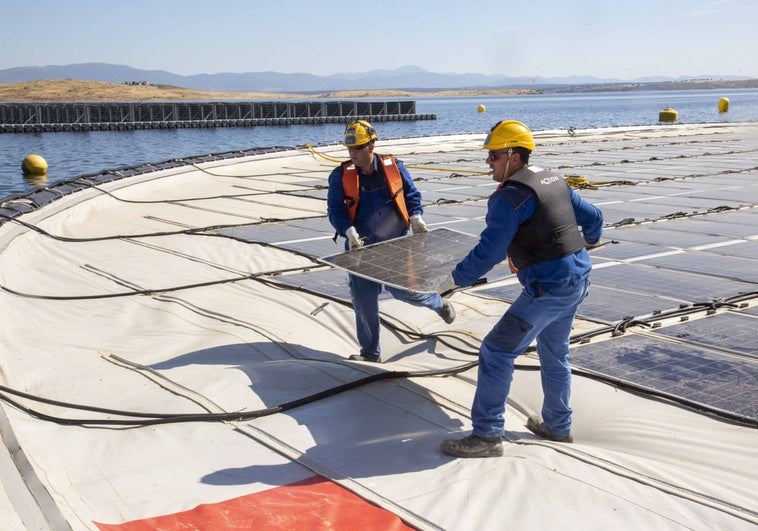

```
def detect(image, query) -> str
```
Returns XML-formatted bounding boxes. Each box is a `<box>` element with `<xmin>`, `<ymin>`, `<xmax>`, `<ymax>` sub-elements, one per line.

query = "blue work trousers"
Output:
<box><xmin>472</xmin><ymin>279</ymin><xmax>590</xmax><ymax>438</ymax></box>
<box><xmin>349</xmin><ymin>273</ymin><xmax>444</xmax><ymax>358</ymax></box>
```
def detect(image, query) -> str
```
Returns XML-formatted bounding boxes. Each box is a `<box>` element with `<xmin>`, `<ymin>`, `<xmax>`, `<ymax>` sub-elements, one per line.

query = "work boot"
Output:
<box><xmin>440</xmin><ymin>434</ymin><xmax>503</xmax><ymax>458</ymax></box>
<box><xmin>526</xmin><ymin>415</ymin><xmax>573</xmax><ymax>443</ymax></box>
<box><xmin>348</xmin><ymin>354</ymin><xmax>380</xmax><ymax>363</ymax></box>
<box><xmin>437</xmin><ymin>300</ymin><xmax>456</xmax><ymax>324</ymax></box>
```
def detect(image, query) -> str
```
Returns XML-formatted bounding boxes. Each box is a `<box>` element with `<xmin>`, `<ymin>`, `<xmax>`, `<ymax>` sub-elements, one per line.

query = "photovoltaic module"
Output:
<box><xmin>318</xmin><ymin>228</ymin><xmax>479</xmax><ymax>293</ymax></box>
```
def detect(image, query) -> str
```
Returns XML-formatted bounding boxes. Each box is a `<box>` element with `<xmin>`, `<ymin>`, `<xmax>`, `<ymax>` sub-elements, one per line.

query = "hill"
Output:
<box><xmin>1</xmin><ymin>63</ymin><xmax>755</xmax><ymax>94</ymax></box>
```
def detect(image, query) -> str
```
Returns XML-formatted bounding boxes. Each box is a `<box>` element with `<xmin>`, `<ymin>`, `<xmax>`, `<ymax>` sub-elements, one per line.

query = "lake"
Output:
<box><xmin>2</xmin><ymin>88</ymin><xmax>758</xmax><ymax>199</ymax></box>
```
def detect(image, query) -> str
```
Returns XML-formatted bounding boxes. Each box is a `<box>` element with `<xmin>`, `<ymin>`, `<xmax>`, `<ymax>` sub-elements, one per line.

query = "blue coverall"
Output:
<box><xmin>451</xmin><ymin>176</ymin><xmax>604</xmax><ymax>438</ymax></box>
<box><xmin>327</xmin><ymin>155</ymin><xmax>446</xmax><ymax>360</ymax></box>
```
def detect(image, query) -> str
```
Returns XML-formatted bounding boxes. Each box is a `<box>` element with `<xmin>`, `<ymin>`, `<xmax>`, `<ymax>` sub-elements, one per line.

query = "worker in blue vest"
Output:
<box><xmin>438</xmin><ymin>120</ymin><xmax>604</xmax><ymax>456</ymax></box>
<box><xmin>327</xmin><ymin>120</ymin><xmax>455</xmax><ymax>363</ymax></box>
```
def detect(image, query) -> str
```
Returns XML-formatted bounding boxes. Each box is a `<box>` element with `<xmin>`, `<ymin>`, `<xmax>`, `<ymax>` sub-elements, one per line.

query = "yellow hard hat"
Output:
<box><xmin>483</xmin><ymin>120</ymin><xmax>535</xmax><ymax>152</ymax></box>
<box><xmin>344</xmin><ymin>120</ymin><xmax>378</xmax><ymax>148</ymax></box>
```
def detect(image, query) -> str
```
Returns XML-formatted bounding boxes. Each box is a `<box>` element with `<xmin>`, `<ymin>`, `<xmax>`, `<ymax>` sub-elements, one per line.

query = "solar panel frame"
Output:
<box><xmin>654</xmin><ymin>311</ymin><xmax>758</xmax><ymax>358</ymax></box>
<box><xmin>570</xmin><ymin>333</ymin><xmax>758</xmax><ymax>422</ymax></box>
<box><xmin>319</xmin><ymin>228</ymin><xmax>479</xmax><ymax>293</ymax></box>
<box><xmin>589</xmin><ymin>262</ymin><xmax>756</xmax><ymax>302</ymax></box>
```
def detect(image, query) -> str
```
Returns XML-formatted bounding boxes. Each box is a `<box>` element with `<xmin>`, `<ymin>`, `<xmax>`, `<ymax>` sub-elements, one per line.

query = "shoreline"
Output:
<box><xmin>2</xmin><ymin>78</ymin><xmax>757</xmax><ymax>103</ymax></box>
<box><xmin>0</xmin><ymin>80</ymin><xmax>537</xmax><ymax>102</ymax></box>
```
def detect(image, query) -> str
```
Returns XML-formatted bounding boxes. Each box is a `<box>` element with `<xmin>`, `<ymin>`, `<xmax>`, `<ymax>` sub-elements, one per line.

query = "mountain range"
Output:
<box><xmin>0</xmin><ymin>63</ymin><xmax>751</xmax><ymax>93</ymax></box>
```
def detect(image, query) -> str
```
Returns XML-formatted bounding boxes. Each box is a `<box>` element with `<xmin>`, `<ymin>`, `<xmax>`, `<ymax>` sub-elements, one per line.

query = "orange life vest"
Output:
<box><xmin>341</xmin><ymin>155</ymin><xmax>410</xmax><ymax>227</ymax></box>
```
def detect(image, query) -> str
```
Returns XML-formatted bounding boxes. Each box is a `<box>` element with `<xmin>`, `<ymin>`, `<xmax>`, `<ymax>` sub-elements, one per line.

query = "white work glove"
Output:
<box><xmin>410</xmin><ymin>214</ymin><xmax>428</xmax><ymax>234</ymax></box>
<box><xmin>437</xmin><ymin>272</ymin><xmax>457</xmax><ymax>296</ymax></box>
<box><xmin>346</xmin><ymin>226</ymin><xmax>364</xmax><ymax>250</ymax></box>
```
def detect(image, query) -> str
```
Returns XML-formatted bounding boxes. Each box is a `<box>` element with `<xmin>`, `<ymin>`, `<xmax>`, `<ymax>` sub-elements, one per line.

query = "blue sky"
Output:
<box><xmin>3</xmin><ymin>0</ymin><xmax>756</xmax><ymax>79</ymax></box>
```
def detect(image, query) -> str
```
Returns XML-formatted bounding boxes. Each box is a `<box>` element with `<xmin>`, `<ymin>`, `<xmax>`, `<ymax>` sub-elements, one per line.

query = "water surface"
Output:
<box><xmin>2</xmin><ymin>89</ymin><xmax>757</xmax><ymax>198</ymax></box>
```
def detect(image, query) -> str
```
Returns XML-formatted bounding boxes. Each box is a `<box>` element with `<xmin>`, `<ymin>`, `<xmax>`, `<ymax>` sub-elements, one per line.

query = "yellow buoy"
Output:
<box><xmin>477</xmin><ymin>104</ymin><xmax>486</xmax><ymax>113</ymax></box>
<box><xmin>22</xmin><ymin>154</ymin><xmax>48</xmax><ymax>175</ymax></box>
<box><xmin>658</xmin><ymin>107</ymin><xmax>678</xmax><ymax>123</ymax></box>
<box><xmin>718</xmin><ymin>97</ymin><xmax>730</xmax><ymax>113</ymax></box>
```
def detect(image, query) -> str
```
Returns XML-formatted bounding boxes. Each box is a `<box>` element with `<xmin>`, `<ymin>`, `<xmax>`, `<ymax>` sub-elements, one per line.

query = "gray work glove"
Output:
<box><xmin>437</xmin><ymin>272</ymin><xmax>457</xmax><ymax>296</ymax></box>
<box><xmin>410</xmin><ymin>214</ymin><xmax>428</xmax><ymax>234</ymax></box>
<box><xmin>346</xmin><ymin>226</ymin><xmax>364</xmax><ymax>250</ymax></box>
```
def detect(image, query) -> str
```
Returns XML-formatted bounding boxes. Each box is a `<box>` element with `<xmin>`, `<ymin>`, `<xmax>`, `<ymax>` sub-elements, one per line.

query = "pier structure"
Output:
<box><xmin>0</xmin><ymin>100</ymin><xmax>435</xmax><ymax>133</ymax></box>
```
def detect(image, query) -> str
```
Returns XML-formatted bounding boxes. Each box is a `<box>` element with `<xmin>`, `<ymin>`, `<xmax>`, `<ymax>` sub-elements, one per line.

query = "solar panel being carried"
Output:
<box><xmin>319</xmin><ymin>228</ymin><xmax>479</xmax><ymax>293</ymax></box>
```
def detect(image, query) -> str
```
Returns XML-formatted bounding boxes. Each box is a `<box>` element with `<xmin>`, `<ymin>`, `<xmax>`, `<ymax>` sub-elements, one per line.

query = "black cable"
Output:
<box><xmin>0</xmin><ymin>210</ymin><xmax>326</xmax><ymax>243</ymax></box>
<box><xmin>0</xmin><ymin>384</ymin><xmax>179</xmax><ymax>419</ymax></box>
<box><xmin>0</xmin><ymin>264</ymin><xmax>328</xmax><ymax>301</ymax></box>
<box><xmin>0</xmin><ymin>363</ymin><xmax>477</xmax><ymax>428</ymax></box>
<box><xmin>2</xmin><ymin>291</ymin><xmax>756</xmax><ymax>429</ymax></box>
<box><xmin>0</xmin><ymin>218</ymin><xmax>754</xmax><ymax>425</ymax></box>
<box><xmin>1</xmin><ymin>214</ymin><xmax>756</xmax><ymax>427</ymax></box>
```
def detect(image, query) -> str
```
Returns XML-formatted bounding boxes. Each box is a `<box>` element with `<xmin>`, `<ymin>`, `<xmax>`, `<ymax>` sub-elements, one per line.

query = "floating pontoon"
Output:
<box><xmin>0</xmin><ymin>123</ymin><xmax>756</xmax><ymax>530</ymax></box>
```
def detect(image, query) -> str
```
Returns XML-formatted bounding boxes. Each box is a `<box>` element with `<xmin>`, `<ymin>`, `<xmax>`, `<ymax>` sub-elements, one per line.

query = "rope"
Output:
<box><xmin>303</xmin><ymin>143</ymin><xmax>343</xmax><ymax>163</ymax></box>
<box><xmin>564</xmin><ymin>174</ymin><xmax>636</xmax><ymax>189</ymax></box>
<box><xmin>303</xmin><ymin>143</ymin><xmax>490</xmax><ymax>175</ymax></box>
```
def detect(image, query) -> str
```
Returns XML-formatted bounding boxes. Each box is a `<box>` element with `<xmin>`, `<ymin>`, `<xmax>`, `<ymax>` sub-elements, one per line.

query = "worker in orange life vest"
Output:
<box><xmin>327</xmin><ymin>120</ymin><xmax>455</xmax><ymax>363</ymax></box>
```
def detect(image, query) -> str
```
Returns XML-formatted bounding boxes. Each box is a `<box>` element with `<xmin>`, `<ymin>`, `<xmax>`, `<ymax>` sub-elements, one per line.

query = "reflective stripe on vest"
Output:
<box><xmin>341</xmin><ymin>155</ymin><xmax>410</xmax><ymax>227</ymax></box>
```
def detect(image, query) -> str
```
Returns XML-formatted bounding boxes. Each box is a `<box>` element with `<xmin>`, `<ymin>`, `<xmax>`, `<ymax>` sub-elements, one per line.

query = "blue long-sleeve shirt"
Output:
<box><xmin>327</xmin><ymin>156</ymin><xmax>422</xmax><ymax>248</ymax></box>
<box><xmin>452</xmin><ymin>179</ymin><xmax>604</xmax><ymax>290</ymax></box>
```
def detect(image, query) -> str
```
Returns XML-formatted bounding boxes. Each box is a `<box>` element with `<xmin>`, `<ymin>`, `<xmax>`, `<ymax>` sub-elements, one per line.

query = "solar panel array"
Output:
<box><xmin>217</xmin><ymin>124</ymin><xmax>758</xmax><ymax>423</ymax></box>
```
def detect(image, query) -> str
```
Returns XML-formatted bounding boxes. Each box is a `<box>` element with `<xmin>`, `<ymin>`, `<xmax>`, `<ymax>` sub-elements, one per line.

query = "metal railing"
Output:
<box><xmin>0</xmin><ymin>101</ymin><xmax>435</xmax><ymax>133</ymax></box>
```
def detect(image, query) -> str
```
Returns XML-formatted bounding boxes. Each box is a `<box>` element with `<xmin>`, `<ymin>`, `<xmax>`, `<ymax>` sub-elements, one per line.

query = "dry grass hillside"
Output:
<box><xmin>0</xmin><ymin>79</ymin><xmax>536</xmax><ymax>102</ymax></box>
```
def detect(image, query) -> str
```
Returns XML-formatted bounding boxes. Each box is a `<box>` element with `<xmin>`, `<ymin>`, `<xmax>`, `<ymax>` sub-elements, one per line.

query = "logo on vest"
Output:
<box><xmin>540</xmin><ymin>175</ymin><xmax>560</xmax><ymax>185</ymax></box>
